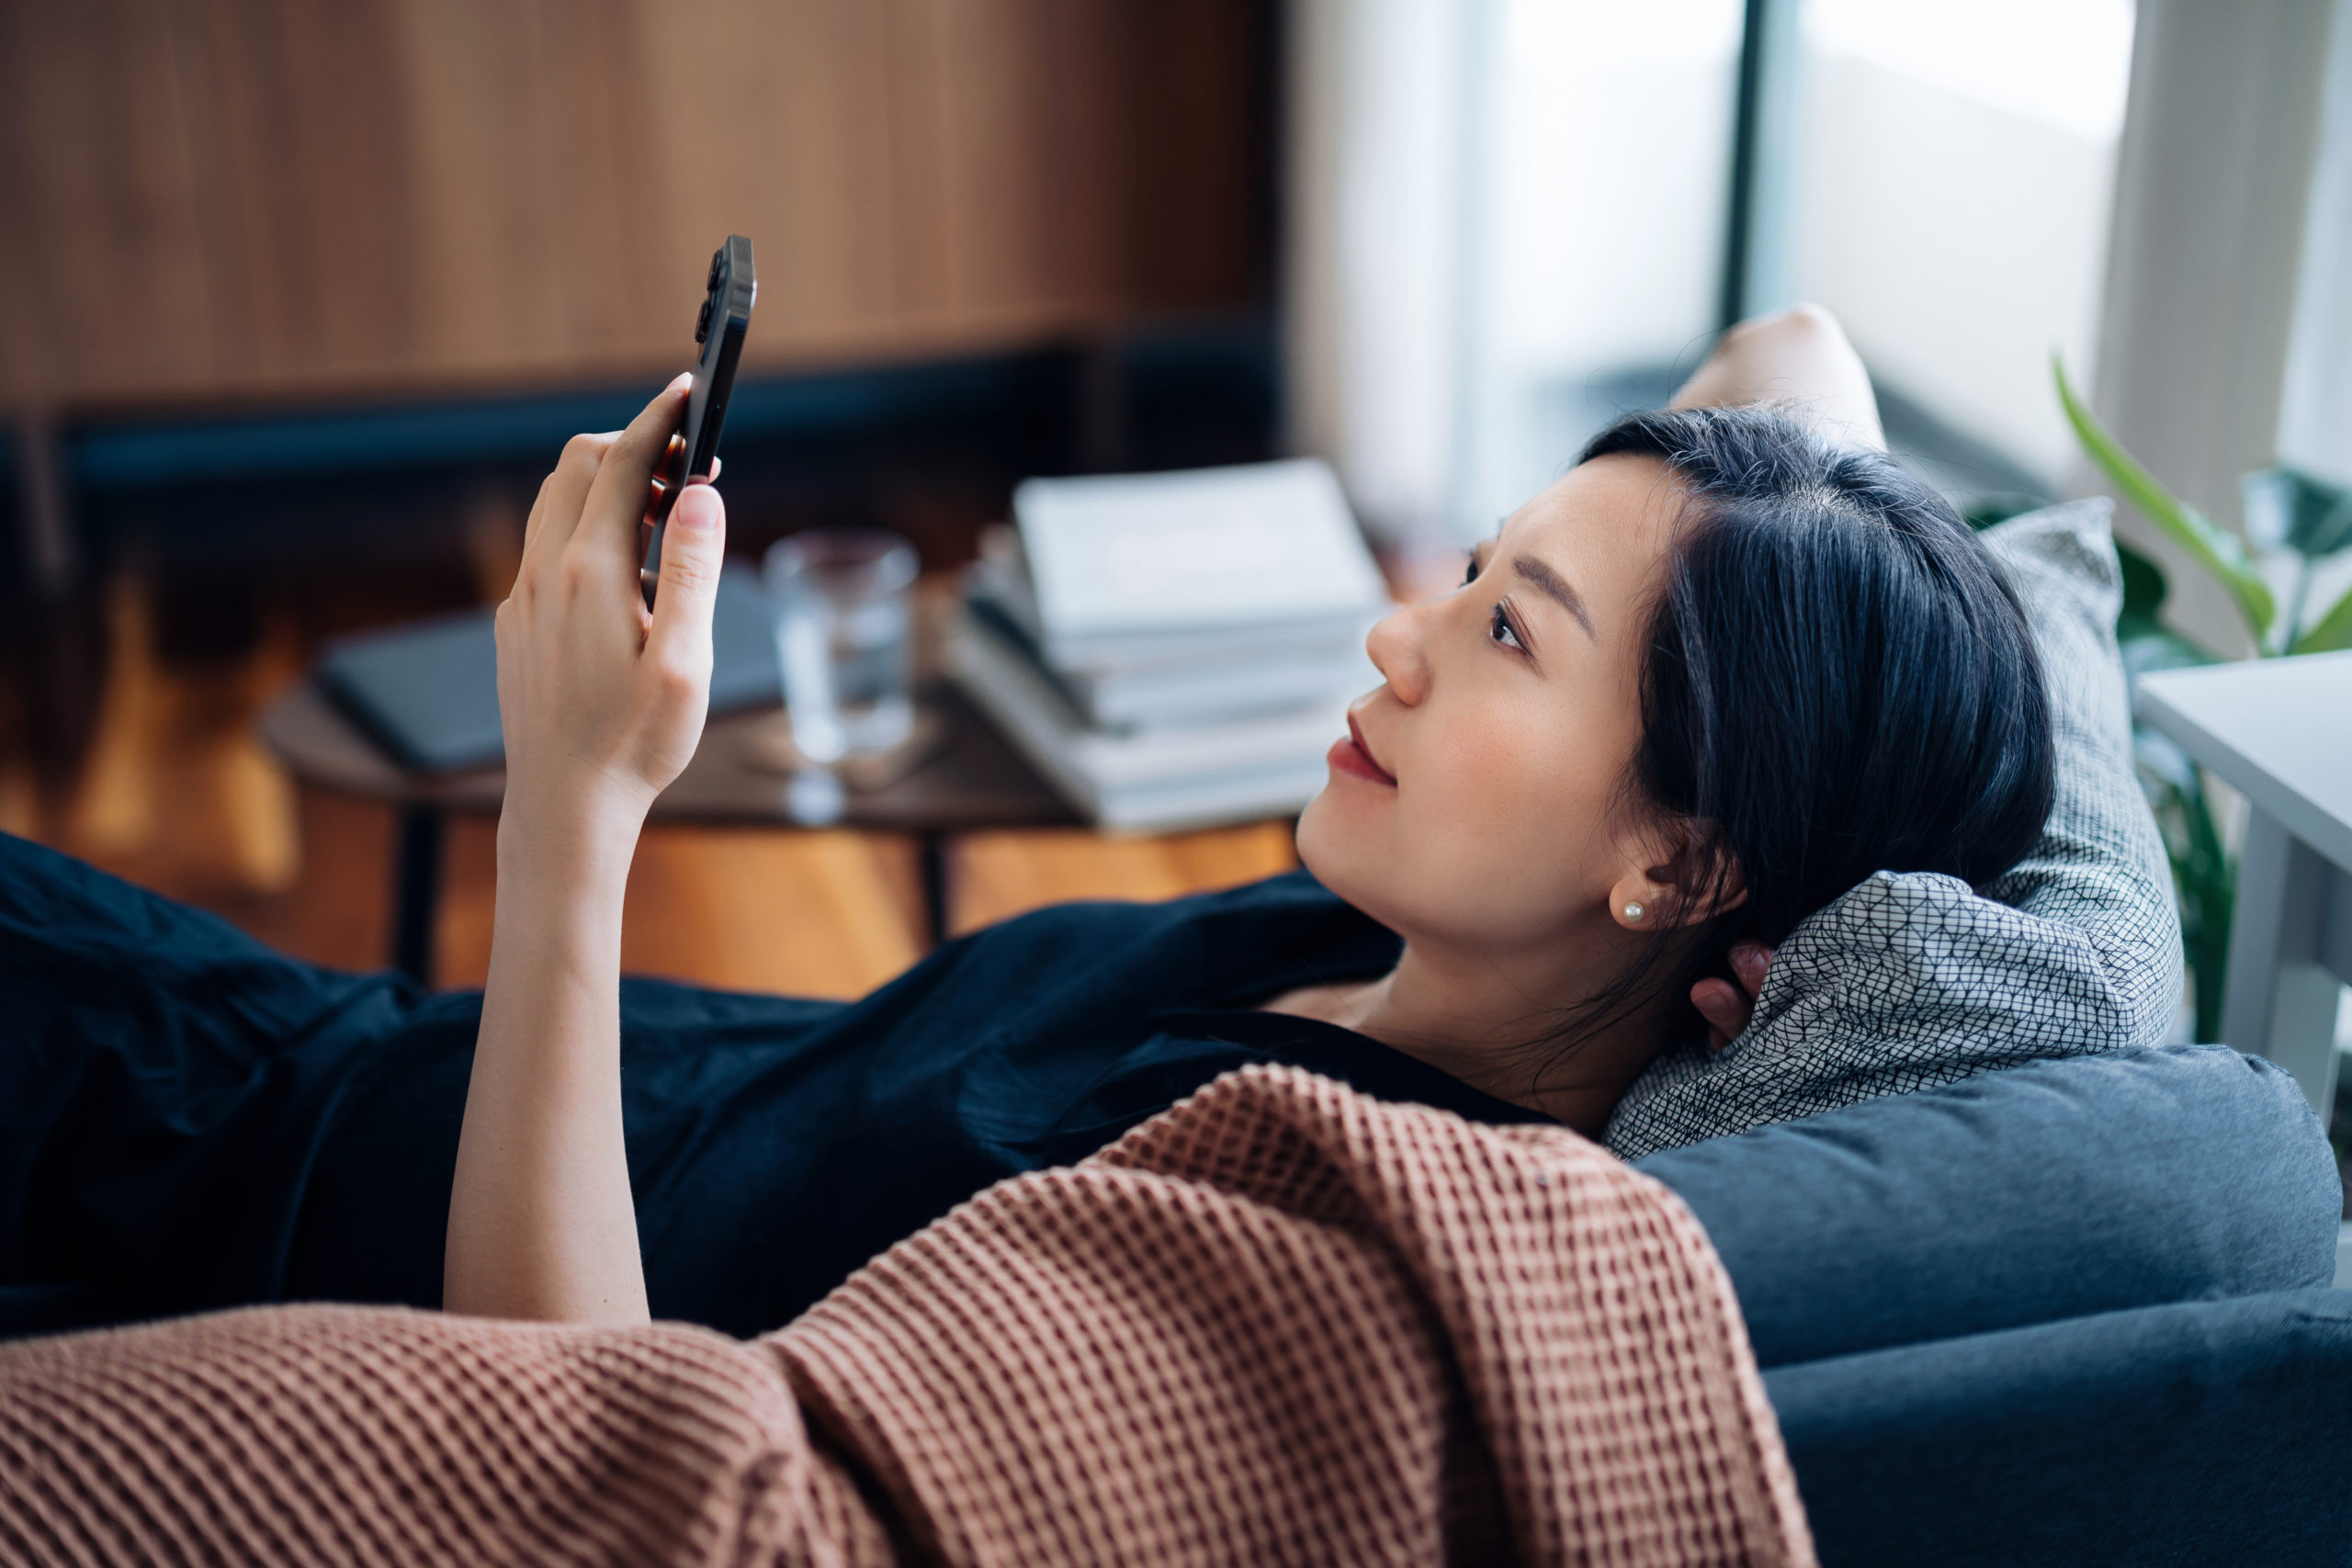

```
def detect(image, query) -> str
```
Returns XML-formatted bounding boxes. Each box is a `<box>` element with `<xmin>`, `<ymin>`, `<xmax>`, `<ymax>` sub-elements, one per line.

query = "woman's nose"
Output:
<box><xmin>1364</xmin><ymin>603</ymin><xmax>1433</xmax><ymax>705</ymax></box>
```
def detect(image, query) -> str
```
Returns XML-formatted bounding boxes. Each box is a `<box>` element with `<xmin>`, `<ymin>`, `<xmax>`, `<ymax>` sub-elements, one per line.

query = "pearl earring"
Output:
<box><xmin>1623</xmin><ymin>901</ymin><xmax>1645</xmax><ymax>922</ymax></box>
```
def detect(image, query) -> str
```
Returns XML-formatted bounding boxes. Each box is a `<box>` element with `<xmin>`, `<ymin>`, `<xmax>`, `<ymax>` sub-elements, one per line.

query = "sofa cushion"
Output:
<box><xmin>1764</xmin><ymin>1289</ymin><xmax>2352</xmax><ymax>1568</ymax></box>
<box><xmin>1634</xmin><ymin>1043</ymin><xmax>2339</xmax><ymax>1368</ymax></box>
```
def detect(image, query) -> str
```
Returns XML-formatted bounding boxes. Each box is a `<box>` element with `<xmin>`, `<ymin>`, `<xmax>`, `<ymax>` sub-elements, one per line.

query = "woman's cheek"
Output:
<box><xmin>1436</xmin><ymin>703</ymin><xmax>1565</xmax><ymax>822</ymax></box>
<box><xmin>1410</xmin><ymin>714</ymin><xmax>1564</xmax><ymax>867</ymax></box>
<box><xmin>1442</xmin><ymin>709</ymin><xmax>1612</xmax><ymax>879</ymax></box>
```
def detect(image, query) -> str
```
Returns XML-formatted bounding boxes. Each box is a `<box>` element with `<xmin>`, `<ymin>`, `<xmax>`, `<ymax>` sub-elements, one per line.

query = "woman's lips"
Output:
<box><xmin>1329</xmin><ymin>714</ymin><xmax>1397</xmax><ymax>786</ymax></box>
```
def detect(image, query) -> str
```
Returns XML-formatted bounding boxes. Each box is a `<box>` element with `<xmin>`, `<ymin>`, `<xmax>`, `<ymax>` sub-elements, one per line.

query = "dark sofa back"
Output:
<box><xmin>1767</xmin><ymin>1288</ymin><xmax>2352</xmax><ymax>1567</ymax></box>
<box><xmin>1635</xmin><ymin>1044</ymin><xmax>2340</xmax><ymax>1367</ymax></box>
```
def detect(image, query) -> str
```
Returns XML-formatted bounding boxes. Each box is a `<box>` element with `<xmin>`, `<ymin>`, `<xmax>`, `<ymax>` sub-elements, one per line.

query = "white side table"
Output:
<box><xmin>2136</xmin><ymin>650</ymin><xmax>2352</xmax><ymax>1286</ymax></box>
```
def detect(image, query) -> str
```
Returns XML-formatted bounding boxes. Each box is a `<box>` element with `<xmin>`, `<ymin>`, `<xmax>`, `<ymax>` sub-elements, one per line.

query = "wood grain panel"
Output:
<box><xmin>175</xmin><ymin>0</ymin><xmax>424</xmax><ymax>384</ymax></box>
<box><xmin>390</xmin><ymin>0</ymin><xmax>674</xmax><ymax>378</ymax></box>
<box><xmin>646</xmin><ymin>0</ymin><xmax>904</xmax><ymax>347</ymax></box>
<box><xmin>0</xmin><ymin>0</ymin><xmax>1271</xmax><ymax>411</ymax></box>
<box><xmin>929</xmin><ymin>0</ymin><xmax>1125</xmax><ymax>320</ymax></box>
<box><xmin>0</xmin><ymin>0</ymin><xmax>219</xmax><ymax>398</ymax></box>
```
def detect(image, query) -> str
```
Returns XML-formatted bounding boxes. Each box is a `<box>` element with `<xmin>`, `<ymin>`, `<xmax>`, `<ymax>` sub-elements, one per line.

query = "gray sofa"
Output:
<box><xmin>1639</xmin><ymin>1043</ymin><xmax>2346</xmax><ymax>1565</ymax></box>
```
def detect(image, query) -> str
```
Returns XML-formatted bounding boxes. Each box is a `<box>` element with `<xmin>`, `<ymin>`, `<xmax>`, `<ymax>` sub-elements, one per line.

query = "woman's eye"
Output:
<box><xmin>1461</xmin><ymin>552</ymin><xmax>1481</xmax><ymax>588</ymax></box>
<box><xmin>1488</xmin><ymin>603</ymin><xmax>1525</xmax><ymax>651</ymax></box>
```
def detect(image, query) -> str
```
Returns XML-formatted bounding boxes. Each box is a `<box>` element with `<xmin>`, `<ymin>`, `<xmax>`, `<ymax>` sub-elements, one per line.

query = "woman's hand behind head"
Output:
<box><xmin>1691</xmin><ymin>942</ymin><xmax>1774</xmax><ymax>1053</ymax></box>
<box><xmin>495</xmin><ymin>377</ymin><xmax>728</xmax><ymax>843</ymax></box>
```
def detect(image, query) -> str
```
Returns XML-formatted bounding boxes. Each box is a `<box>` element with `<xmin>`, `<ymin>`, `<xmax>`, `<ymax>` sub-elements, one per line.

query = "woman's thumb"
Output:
<box><xmin>647</xmin><ymin>481</ymin><xmax>725</xmax><ymax>668</ymax></box>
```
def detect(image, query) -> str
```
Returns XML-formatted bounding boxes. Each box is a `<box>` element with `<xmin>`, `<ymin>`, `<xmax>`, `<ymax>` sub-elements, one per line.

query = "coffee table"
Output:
<box><xmin>257</xmin><ymin>676</ymin><xmax>1080</xmax><ymax>985</ymax></box>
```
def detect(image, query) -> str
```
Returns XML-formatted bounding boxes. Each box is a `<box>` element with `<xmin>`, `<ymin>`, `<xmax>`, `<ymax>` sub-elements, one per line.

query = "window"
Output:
<box><xmin>1778</xmin><ymin>0</ymin><xmax>2136</xmax><ymax>491</ymax></box>
<box><xmin>1291</xmin><ymin>0</ymin><xmax>2140</xmax><ymax>544</ymax></box>
<box><xmin>1449</xmin><ymin>0</ymin><xmax>1745</xmax><ymax>540</ymax></box>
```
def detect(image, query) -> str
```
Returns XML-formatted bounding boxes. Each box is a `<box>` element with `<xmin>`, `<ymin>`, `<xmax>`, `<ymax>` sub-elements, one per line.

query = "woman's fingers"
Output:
<box><xmin>525</xmin><ymin>433</ymin><xmax>617</xmax><ymax>570</ymax></box>
<box><xmin>578</xmin><ymin>377</ymin><xmax>692</xmax><ymax>564</ymax></box>
<box><xmin>1690</xmin><ymin>978</ymin><xmax>1747</xmax><ymax>1052</ymax></box>
<box><xmin>1691</xmin><ymin>943</ymin><xmax>1776</xmax><ymax>1053</ymax></box>
<box><xmin>645</xmin><ymin>482</ymin><xmax>725</xmax><ymax>683</ymax></box>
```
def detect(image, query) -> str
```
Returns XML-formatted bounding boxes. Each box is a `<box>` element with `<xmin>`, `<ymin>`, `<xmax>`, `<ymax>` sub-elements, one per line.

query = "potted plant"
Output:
<box><xmin>2053</xmin><ymin>359</ymin><xmax>2352</xmax><ymax>1044</ymax></box>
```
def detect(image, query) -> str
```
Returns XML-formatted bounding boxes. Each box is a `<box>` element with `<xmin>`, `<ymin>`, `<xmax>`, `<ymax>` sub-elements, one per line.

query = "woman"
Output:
<box><xmin>0</xmin><ymin>309</ymin><xmax>2173</xmax><ymax>1337</ymax></box>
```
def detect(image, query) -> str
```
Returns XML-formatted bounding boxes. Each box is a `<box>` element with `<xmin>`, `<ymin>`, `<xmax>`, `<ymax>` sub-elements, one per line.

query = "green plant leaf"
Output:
<box><xmin>2055</xmin><ymin>355</ymin><xmax>2276</xmax><ymax>644</ymax></box>
<box><xmin>2115</xmin><ymin>537</ymin><xmax>2169</xmax><ymax>625</ymax></box>
<box><xmin>2290</xmin><ymin>580</ymin><xmax>2352</xmax><ymax>654</ymax></box>
<box><xmin>2243</xmin><ymin>465</ymin><xmax>2352</xmax><ymax>558</ymax></box>
<box><xmin>2116</xmin><ymin>539</ymin><xmax>2221</xmax><ymax>669</ymax></box>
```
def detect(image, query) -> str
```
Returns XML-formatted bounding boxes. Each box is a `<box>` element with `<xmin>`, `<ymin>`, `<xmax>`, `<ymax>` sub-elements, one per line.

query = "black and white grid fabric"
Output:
<box><xmin>1604</xmin><ymin>500</ymin><xmax>2185</xmax><ymax>1160</ymax></box>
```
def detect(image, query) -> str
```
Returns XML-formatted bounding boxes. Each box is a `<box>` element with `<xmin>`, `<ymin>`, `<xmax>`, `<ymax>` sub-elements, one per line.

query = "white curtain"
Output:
<box><xmin>2092</xmin><ymin>0</ymin><xmax>2341</xmax><ymax>654</ymax></box>
<box><xmin>2279</xmin><ymin>0</ymin><xmax>2352</xmax><ymax>488</ymax></box>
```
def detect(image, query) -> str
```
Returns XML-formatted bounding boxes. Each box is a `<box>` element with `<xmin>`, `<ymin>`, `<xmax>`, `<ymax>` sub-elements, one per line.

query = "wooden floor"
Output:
<box><xmin>9</xmin><ymin>570</ymin><xmax>1300</xmax><ymax>999</ymax></box>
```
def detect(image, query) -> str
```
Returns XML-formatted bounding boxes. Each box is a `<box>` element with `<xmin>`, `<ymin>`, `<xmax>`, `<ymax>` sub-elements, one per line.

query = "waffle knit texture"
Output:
<box><xmin>0</xmin><ymin>1066</ymin><xmax>1813</xmax><ymax>1567</ymax></box>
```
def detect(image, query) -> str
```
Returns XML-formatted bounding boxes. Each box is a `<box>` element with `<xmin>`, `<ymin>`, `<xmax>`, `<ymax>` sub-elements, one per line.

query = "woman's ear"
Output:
<box><xmin>1607</xmin><ymin>829</ymin><xmax>1747</xmax><ymax>932</ymax></box>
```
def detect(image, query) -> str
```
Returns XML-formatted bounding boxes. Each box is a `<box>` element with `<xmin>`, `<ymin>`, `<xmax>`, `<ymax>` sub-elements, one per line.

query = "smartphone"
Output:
<box><xmin>641</xmin><ymin>234</ymin><xmax>755</xmax><ymax>605</ymax></box>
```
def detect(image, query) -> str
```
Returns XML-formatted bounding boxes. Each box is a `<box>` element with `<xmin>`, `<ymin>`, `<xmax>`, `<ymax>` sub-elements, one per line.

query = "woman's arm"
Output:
<box><xmin>1669</xmin><ymin>303</ymin><xmax>1887</xmax><ymax>453</ymax></box>
<box><xmin>443</xmin><ymin>377</ymin><xmax>726</xmax><ymax>1325</ymax></box>
<box><xmin>1670</xmin><ymin>305</ymin><xmax>1883</xmax><ymax>1045</ymax></box>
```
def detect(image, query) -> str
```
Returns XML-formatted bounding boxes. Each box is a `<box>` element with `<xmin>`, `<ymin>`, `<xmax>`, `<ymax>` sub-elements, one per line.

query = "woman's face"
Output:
<box><xmin>1296</xmin><ymin>454</ymin><xmax>1686</xmax><ymax>962</ymax></box>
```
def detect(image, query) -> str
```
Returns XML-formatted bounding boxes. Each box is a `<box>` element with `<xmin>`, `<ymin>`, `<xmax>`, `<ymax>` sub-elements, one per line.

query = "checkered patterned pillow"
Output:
<box><xmin>1604</xmin><ymin>499</ymin><xmax>2185</xmax><ymax>1159</ymax></box>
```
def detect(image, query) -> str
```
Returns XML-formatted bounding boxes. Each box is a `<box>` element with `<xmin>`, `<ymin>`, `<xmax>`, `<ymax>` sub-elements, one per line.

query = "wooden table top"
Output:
<box><xmin>259</xmin><ymin>676</ymin><xmax>1083</xmax><ymax>833</ymax></box>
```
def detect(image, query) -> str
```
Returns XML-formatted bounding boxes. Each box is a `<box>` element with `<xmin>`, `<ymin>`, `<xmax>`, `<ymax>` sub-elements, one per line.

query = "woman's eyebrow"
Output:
<box><xmin>1512</xmin><ymin>557</ymin><xmax>1595</xmax><ymax>637</ymax></box>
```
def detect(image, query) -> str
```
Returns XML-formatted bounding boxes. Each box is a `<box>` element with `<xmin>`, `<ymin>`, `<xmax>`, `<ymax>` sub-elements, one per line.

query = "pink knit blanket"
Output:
<box><xmin>0</xmin><ymin>1066</ymin><xmax>1814</xmax><ymax>1566</ymax></box>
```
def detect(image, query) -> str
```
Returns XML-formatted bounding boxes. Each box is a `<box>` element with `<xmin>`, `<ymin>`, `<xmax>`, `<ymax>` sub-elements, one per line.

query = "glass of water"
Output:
<box><xmin>763</xmin><ymin>529</ymin><xmax>919</xmax><ymax>766</ymax></box>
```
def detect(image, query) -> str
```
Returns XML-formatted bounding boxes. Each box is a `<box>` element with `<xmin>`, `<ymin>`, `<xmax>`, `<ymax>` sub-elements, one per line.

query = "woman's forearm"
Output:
<box><xmin>440</xmin><ymin>378</ymin><xmax>722</xmax><ymax>1325</ymax></box>
<box><xmin>1669</xmin><ymin>303</ymin><xmax>1887</xmax><ymax>452</ymax></box>
<box><xmin>445</xmin><ymin>805</ymin><xmax>650</xmax><ymax>1324</ymax></box>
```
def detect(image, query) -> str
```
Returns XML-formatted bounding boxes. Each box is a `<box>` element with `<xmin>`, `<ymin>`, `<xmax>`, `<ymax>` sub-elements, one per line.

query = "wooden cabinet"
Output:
<box><xmin>0</xmin><ymin>0</ymin><xmax>1271</xmax><ymax>410</ymax></box>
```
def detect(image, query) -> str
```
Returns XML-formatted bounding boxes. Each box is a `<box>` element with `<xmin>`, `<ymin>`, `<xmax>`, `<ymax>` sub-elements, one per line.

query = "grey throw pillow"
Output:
<box><xmin>1603</xmin><ymin>499</ymin><xmax>2186</xmax><ymax>1159</ymax></box>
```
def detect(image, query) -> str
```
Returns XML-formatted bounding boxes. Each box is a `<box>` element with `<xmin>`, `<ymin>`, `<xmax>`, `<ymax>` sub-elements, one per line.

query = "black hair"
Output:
<box><xmin>1555</xmin><ymin>404</ymin><xmax>2054</xmax><ymax>1058</ymax></box>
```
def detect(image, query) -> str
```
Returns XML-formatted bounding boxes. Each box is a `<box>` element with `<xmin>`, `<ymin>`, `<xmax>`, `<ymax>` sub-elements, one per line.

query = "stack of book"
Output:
<box><xmin>947</xmin><ymin>458</ymin><xmax>1390</xmax><ymax>832</ymax></box>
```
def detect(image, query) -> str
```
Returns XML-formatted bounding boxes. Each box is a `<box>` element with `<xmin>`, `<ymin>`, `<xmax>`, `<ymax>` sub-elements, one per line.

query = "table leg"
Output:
<box><xmin>13</xmin><ymin>408</ymin><xmax>76</xmax><ymax>596</ymax></box>
<box><xmin>2222</xmin><ymin>811</ymin><xmax>2343</xmax><ymax>1121</ymax></box>
<box><xmin>391</xmin><ymin>807</ymin><xmax>446</xmax><ymax>988</ymax></box>
<box><xmin>919</xmin><ymin>831</ymin><xmax>949</xmax><ymax>948</ymax></box>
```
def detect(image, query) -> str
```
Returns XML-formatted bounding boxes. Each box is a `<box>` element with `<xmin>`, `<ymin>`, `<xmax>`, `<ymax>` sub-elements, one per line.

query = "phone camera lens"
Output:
<box><xmin>695</xmin><ymin>299</ymin><xmax>712</xmax><ymax>344</ymax></box>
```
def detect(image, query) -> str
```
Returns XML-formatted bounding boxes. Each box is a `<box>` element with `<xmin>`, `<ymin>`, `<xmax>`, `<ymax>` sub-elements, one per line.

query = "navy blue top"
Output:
<box><xmin>0</xmin><ymin>833</ymin><xmax>1538</xmax><ymax>1340</ymax></box>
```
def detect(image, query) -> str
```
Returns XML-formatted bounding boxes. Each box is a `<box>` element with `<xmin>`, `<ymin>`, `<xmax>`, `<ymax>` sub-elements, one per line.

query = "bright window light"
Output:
<box><xmin>1805</xmin><ymin>0</ymin><xmax>2134</xmax><ymax>141</ymax></box>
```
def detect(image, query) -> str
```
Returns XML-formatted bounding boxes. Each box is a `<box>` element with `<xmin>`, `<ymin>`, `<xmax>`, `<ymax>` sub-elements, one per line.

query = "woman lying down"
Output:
<box><xmin>0</xmin><ymin>308</ymin><xmax>2184</xmax><ymax>1565</ymax></box>
<box><xmin>0</xmin><ymin>308</ymin><xmax>2177</xmax><ymax>1343</ymax></box>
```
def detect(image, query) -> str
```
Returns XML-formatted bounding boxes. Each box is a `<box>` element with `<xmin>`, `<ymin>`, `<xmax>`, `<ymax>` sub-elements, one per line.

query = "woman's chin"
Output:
<box><xmin>1294</xmin><ymin>787</ymin><xmax>1382</xmax><ymax>897</ymax></box>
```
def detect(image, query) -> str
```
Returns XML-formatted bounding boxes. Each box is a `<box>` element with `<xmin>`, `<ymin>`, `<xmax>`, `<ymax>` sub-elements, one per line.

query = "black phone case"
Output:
<box><xmin>642</xmin><ymin>234</ymin><xmax>755</xmax><ymax>603</ymax></box>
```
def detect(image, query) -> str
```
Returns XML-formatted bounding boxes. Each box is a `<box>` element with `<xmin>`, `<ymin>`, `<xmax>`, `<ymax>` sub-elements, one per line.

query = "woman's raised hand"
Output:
<box><xmin>1691</xmin><ymin>942</ymin><xmax>1775</xmax><ymax>1054</ymax></box>
<box><xmin>1668</xmin><ymin>304</ymin><xmax>1886</xmax><ymax>453</ymax></box>
<box><xmin>495</xmin><ymin>375</ymin><xmax>727</xmax><ymax>838</ymax></box>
